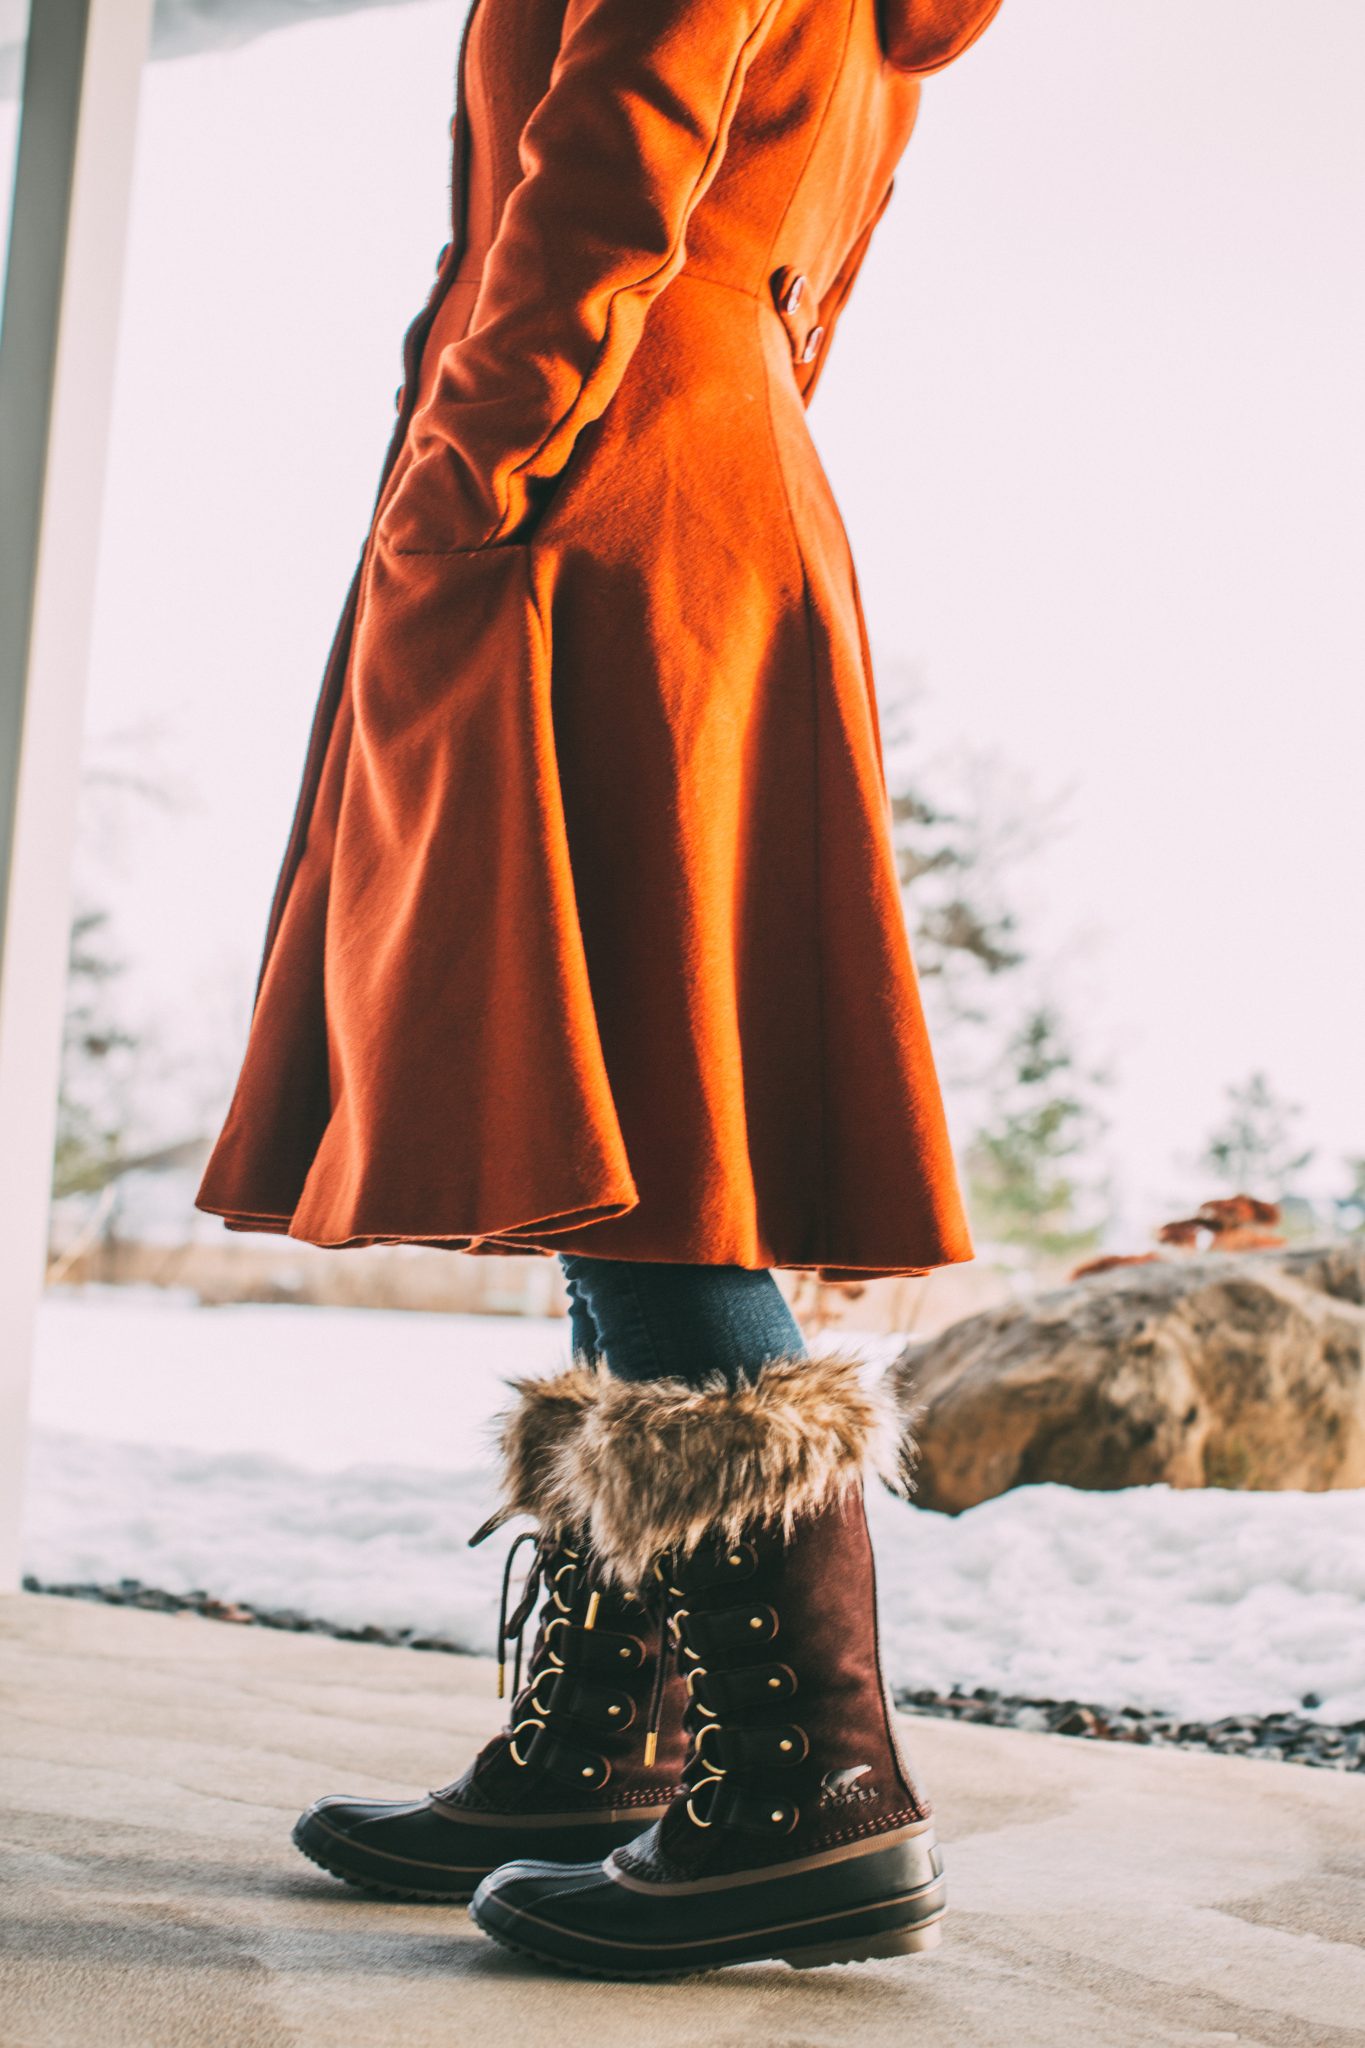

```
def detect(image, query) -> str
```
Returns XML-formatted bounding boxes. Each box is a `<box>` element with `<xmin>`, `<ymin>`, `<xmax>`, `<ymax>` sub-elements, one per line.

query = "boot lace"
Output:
<box><xmin>470</xmin><ymin>1521</ymin><xmax>649</xmax><ymax>1791</ymax></box>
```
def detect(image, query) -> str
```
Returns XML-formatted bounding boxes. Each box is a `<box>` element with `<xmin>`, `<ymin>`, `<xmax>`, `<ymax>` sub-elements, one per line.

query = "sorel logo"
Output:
<box><xmin>820</xmin><ymin>1763</ymin><xmax>876</xmax><ymax>1807</ymax></box>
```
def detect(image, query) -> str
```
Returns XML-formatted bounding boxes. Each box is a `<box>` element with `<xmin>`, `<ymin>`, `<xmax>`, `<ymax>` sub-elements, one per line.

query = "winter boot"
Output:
<box><xmin>468</xmin><ymin>1355</ymin><xmax>944</xmax><ymax>1973</ymax></box>
<box><xmin>292</xmin><ymin>1367</ymin><xmax>688</xmax><ymax>1901</ymax></box>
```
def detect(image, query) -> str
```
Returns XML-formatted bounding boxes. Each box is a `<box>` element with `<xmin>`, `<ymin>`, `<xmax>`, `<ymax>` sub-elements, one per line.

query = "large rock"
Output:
<box><xmin>889</xmin><ymin>1242</ymin><xmax>1365</xmax><ymax>1513</ymax></box>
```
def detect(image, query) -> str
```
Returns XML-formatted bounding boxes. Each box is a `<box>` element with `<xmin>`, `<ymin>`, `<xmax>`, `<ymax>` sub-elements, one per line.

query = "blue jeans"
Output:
<box><xmin>559</xmin><ymin>1255</ymin><xmax>806</xmax><ymax>1388</ymax></box>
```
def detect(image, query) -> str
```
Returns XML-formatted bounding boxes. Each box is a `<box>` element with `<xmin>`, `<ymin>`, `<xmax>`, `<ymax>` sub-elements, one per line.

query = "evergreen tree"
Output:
<box><xmin>880</xmin><ymin>681</ymin><xmax>1050</xmax><ymax>1102</ymax></box>
<box><xmin>965</xmin><ymin>1005</ymin><xmax>1108</xmax><ymax>1258</ymax></box>
<box><xmin>889</xmin><ymin>778</ymin><xmax>1025</xmax><ymax>1000</ymax></box>
<box><xmin>1199</xmin><ymin>1071</ymin><xmax>1314</xmax><ymax>1199</ymax></box>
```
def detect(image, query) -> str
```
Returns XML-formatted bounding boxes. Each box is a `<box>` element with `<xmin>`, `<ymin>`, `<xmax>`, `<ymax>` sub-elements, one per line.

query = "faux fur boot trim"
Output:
<box><xmin>550</xmin><ymin>1354</ymin><xmax>901</xmax><ymax>1585</ymax></box>
<box><xmin>483</xmin><ymin>1364</ymin><xmax>603</xmax><ymax>1535</ymax></box>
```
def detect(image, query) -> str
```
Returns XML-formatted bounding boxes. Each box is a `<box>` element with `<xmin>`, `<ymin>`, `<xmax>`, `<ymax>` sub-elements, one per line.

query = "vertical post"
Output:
<box><xmin>0</xmin><ymin>0</ymin><xmax>153</xmax><ymax>1591</ymax></box>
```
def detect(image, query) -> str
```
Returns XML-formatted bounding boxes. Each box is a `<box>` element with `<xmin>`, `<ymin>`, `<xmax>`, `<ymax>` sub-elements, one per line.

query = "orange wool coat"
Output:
<box><xmin>196</xmin><ymin>0</ymin><xmax>1002</xmax><ymax>1281</ymax></box>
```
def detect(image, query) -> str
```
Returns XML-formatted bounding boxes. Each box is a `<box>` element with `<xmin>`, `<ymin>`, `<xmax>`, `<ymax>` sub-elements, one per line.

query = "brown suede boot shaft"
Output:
<box><xmin>490</xmin><ymin>1353</ymin><xmax>932</xmax><ymax>1883</ymax></box>
<box><xmin>612</xmin><ymin>1486</ymin><xmax>924</xmax><ymax>1881</ymax></box>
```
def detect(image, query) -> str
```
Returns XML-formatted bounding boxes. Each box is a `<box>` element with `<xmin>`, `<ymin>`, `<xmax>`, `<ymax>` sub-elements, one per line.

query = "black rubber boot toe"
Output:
<box><xmin>468</xmin><ymin>1822</ymin><xmax>946</xmax><ymax>1976</ymax></box>
<box><xmin>293</xmin><ymin>1796</ymin><xmax>487</xmax><ymax>1901</ymax></box>
<box><xmin>293</xmin><ymin>1794</ymin><xmax>660</xmax><ymax>1903</ymax></box>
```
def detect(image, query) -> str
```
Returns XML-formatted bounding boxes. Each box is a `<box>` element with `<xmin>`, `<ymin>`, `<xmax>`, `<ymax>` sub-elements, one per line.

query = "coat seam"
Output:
<box><xmin>755</xmin><ymin>293</ymin><xmax>828</xmax><ymax>1270</ymax></box>
<box><xmin>758</xmin><ymin>0</ymin><xmax>860</xmax><ymax>281</ymax></box>
<box><xmin>751</xmin><ymin>0</ymin><xmax>859</xmax><ymax>1267</ymax></box>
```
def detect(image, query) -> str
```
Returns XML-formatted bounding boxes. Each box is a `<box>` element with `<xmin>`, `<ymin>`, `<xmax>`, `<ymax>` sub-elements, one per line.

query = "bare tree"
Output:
<box><xmin>51</xmin><ymin>737</ymin><xmax>208</xmax><ymax>1234</ymax></box>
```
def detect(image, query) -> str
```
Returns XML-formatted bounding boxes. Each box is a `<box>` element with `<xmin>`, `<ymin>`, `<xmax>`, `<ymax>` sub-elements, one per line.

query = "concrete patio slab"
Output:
<box><xmin>1</xmin><ymin>1592</ymin><xmax>1362</xmax><ymax>2047</ymax></box>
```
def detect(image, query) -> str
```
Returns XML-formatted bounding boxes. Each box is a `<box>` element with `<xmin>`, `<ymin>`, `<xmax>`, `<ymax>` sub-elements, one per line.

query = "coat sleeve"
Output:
<box><xmin>379</xmin><ymin>0</ymin><xmax>782</xmax><ymax>554</ymax></box>
<box><xmin>879</xmin><ymin>0</ymin><xmax>1003</xmax><ymax>76</ymax></box>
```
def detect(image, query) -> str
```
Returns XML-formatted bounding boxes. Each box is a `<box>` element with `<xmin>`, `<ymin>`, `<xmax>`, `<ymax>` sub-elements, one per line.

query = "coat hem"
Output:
<box><xmin>195</xmin><ymin>1197</ymin><xmax>974</xmax><ymax>1285</ymax></box>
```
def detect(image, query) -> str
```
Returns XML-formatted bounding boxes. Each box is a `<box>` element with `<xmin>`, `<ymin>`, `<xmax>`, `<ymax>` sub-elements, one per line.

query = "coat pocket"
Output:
<box><xmin>372</xmin><ymin>428</ymin><xmax>556</xmax><ymax>556</ymax></box>
<box><xmin>347</xmin><ymin>533</ymin><xmax>540</xmax><ymax>755</ymax></box>
<box><xmin>310</xmin><ymin>536</ymin><xmax>637</xmax><ymax>1244</ymax></box>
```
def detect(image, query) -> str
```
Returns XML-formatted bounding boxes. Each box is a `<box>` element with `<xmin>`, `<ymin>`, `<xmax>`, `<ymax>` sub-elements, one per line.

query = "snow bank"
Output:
<box><xmin>864</xmin><ymin>1481</ymin><xmax>1365</xmax><ymax>1725</ymax></box>
<box><xmin>24</xmin><ymin>1290</ymin><xmax>1365</xmax><ymax>1725</ymax></box>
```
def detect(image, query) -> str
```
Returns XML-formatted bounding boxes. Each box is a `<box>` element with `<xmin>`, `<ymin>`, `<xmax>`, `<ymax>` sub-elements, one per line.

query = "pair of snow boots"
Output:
<box><xmin>292</xmin><ymin>1355</ymin><xmax>943</xmax><ymax>1976</ymax></box>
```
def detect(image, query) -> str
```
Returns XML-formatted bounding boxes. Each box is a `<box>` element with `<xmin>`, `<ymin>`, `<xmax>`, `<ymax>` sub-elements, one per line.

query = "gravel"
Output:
<box><xmin>895</xmin><ymin>1683</ymin><xmax>1365</xmax><ymax>1771</ymax></box>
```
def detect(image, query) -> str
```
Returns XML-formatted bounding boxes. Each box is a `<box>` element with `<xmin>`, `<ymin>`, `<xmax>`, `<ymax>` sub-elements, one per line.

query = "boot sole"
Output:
<box><xmin>472</xmin><ymin>1897</ymin><xmax>945</xmax><ymax>1977</ymax></box>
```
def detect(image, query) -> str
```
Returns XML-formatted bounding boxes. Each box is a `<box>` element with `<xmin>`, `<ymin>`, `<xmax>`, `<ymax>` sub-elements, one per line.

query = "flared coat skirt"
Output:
<box><xmin>196</xmin><ymin>257</ymin><xmax>975</xmax><ymax>1281</ymax></box>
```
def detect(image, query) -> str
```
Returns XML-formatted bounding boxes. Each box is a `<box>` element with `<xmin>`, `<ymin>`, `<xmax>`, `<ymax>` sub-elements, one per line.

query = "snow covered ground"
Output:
<box><xmin>23</xmin><ymin>1288</ymin><xmax>1365</xmax><ymax>1726</ymax></box>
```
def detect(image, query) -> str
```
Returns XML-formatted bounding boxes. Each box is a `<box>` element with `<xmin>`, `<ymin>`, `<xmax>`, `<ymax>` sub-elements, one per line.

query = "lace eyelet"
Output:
<box><xmin>684</xmin><ymin>1771</ymin><xmax>725</xmax><ymax>1830</ymax></box>
<box><xmin>507</xmin><ymin>1716</ymin><xmax>545</xmax><ymax>1768</ymax></box>
<box><xmin>684</xmin><ymin>1666</ymin><xmax>717</xmax><ymax>1718</ymax></box>
<box><xmin>550</xmin><ymin>1562</ymin><xmax>580</xmax><ymax>1614</ymax></box>
<box><xmin>670</xmin><ymin>1605</ymin><xmax>703</xmax><ymax>1663</ymax></box>
<box><xmin>695</xmin><ymin>1721</ymin><xmax>727</xmax><ymax>1766</ymax></box>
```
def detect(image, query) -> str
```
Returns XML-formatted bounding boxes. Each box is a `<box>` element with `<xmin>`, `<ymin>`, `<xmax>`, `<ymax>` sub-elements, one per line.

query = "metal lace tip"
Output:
<box><xmin>496</xmin><ymin>1660</ymin><xmax>506</xmax><ymax>1700</ymax></box>
<box><xmin>643</xmin><ymin>1730</ymin><xmax>658</xmax><ymax>1769</ymax></box>
<box><xmin>584</xmin><ymin>1589</ymin><xmax>601</xmax><ymax>1631</ymax></box>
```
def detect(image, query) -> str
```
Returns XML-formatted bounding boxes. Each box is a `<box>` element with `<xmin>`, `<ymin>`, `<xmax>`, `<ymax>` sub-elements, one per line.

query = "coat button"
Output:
<box><xmin>783</xmin><ymin>272</ymin><xmax>807</xmax><ymax>314</ymax></box>
<box><xmin>435</xmin><ymin>241</ymin><xmax>451</xmax><ymax>270</ymax></box>
<box><xmin>799</xmin><ymin>324</ymin><xmax>825</xmax><ymax>364</ymax></box>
